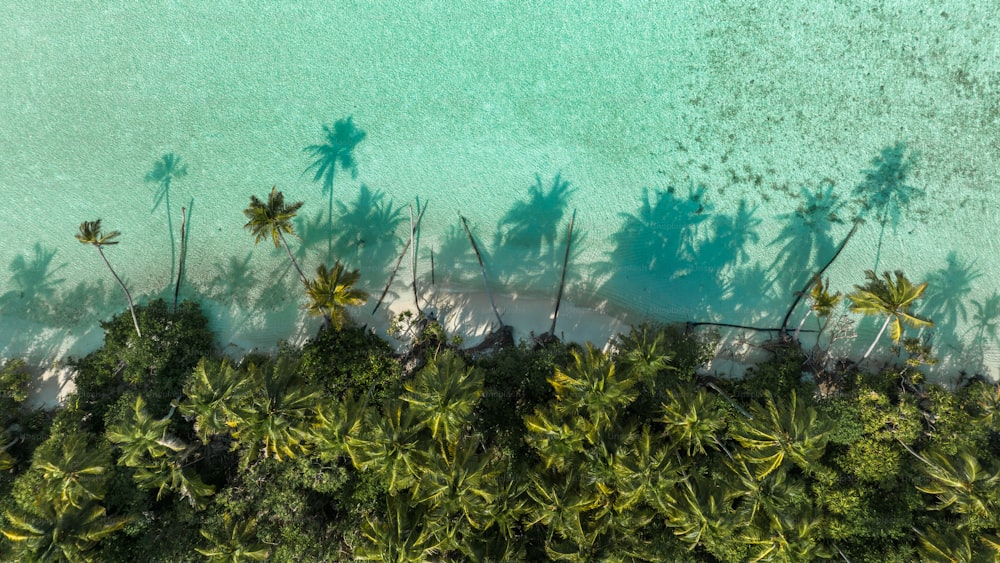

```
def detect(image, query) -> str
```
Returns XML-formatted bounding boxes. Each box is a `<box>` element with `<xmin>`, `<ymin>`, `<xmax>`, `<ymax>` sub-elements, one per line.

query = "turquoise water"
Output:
<box><xmin>2</xmin><ymin>2</ymin><xmax>999</xmax><ymax>380</ymax></box>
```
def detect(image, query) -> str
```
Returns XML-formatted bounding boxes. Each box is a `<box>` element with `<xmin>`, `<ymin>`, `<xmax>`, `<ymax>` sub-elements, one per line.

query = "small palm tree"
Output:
<box><xmin>847</xmin><ymin>270</ymin><xmax>934</xmax><ymax>360</ymax></box>
<box><xmin>106</xmin><ymin>395</ymin><xmax>185</xmax><ymax>467</ymax></box>
<box><xmin>236</xmin><ymin>358</ymin><xmax>324</xmax><ymax>462</ymax></box>
<box><xmin>196</xmin><ymin>514</ymin><xmax>270</xmax><ymax>562</ymax></box>
<box><xmin>243</xmin><ymin>187</ymin><xmax>307</xmax><ymax>285</ymax></box>
<box><xmin>793</xmin><ymin>275</ymin><xmax>842</xmax><ymax>343</ymax></box>
<box><xmin>76</xmin><ymin>220</ymin><xmax>141</xmax><ymax>337</ymax></box>
<box><xmin>303</xmin><ymin>262</ymin><xmax>368</xmax><ymax>330</ymax></box>
<box><xmin>658</xmin><ymin>385</ymin><xmax>727</xmax><ymax>457</ymax></box>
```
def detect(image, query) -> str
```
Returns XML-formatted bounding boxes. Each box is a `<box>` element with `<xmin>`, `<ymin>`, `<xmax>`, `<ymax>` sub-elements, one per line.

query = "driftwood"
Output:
<box><xmin>460</xmin><ymin>215</ymin><xmax>504</xmax><ymax>327</ymax></box>
<box><xmin>372</xmin><ymin>201</ymin><xmax>428</xmax><ymax>315</ymax></box>
<box><xmin>173</xmin><ymin>205</ymin><xmax>188</xmax><ymax>313</ymax></box>
<box><xmin>548</xmin><ymin>209</ymin><xmax>576</xmax><ymax>338</ymax></box>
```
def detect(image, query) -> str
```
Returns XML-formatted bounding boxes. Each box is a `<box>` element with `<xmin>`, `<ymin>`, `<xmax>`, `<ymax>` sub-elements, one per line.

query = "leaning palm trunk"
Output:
<box><xmin>97</xmin><ymin>246</ymin><xmax>142</xmax><ymax>338</ymax></box>
<box><xmin>548</xmin><ymin>209</ymin><xmax>576</xmax><ymax>337</ymax></box>
<box><xmin>793</xmin><ymin>309</ymin><xmax>813</xmax><ymax>343</ymax></box>
<box><xmin>460</xmin><ymin>215</ymin><xmax>504</xmax><ymax>327</ymax></box>
<box><xmin>862</xmin><ymin>315</ymin><xmax>893</xmax><ymax>360</ymax></box>
<box><xmin>277</xmin><ymin>231</ymin><xmax>308</xmax><ymax>286</ymax></box>
<box><xmin>173</xmin><ymin>206</ymin><xmax>188</xmax><ymax>312</ymax></box>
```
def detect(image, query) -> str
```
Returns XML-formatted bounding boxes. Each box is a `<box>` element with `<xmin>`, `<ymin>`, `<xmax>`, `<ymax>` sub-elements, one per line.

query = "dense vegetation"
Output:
<box><xmin>2</xmin><ymin>297</ymin><xmax>999</xmax><ymax>562</ymax></box>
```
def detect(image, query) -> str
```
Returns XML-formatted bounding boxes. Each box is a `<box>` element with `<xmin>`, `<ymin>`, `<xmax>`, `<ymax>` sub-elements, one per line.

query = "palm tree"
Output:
<box><xmin>346</xmin><ymin>401</ymin><xmax>424</xmax><ymax>494</ymax></box>
<box><xmin>2</xmin><ymin>500</ymin><xmax>127</xmax><ymax>562</ymax></box>
<box><xmin>910</xmin><ymin>447</ymin><xmax>1000</xmax><ymax>525</ymax></box>
<box><xmin>76</xmin><ymin>220</ymin><xmax>141</xmax><ymax>337</ymax></box>
<box><xmin>847</xmin><ymin>270</ymin><xmax>934</xmax><ymax>361</ymax></box>
<box><xmin>548</xmin><ymin>344</ymin><xmax>638</xmax><ymax>431</ymax></box>
<box><xmin>196</xmin><ymin>514</ymin><xmax>270</xmax><ymax>562</ymax></box>
<box><xmin>242</xmin><ymin>186</ymin><xmax>307</xmax><ymax>285</ymax></box>
<box><xmin>33</xmin><ymin>433</ymin><xmax>111</xmax><ymax>509</ymax></box>
<box><xmin>658</xmin><ymin>385</ymin><xmax>727</xmax><ymax>457</ymax></box>
<box><xmin>106</xmin><ymin>395</ymin><xmax>185</xmax><ymax>467</ymax></box>
<box><xmin>236</xmin><ymin>358</ymin><xmax>324</xmax><ymax>463</ymax></box>
<box><xmin>730</xmin><ymin>391</ymin><xmax>830</xmax><ymax>480</ymax></box>
<box><xmin>303</xmin><ymin>262</ymin><xmax>368</xmax><ymax>330</ymax></box>
<box><xmin>304</xmin><ymin>117</ymin><xmax>366</xmax><ymax>260</ymax></box>
<box><xmin>401</xmin><ymin>352</ymin><xmax>483</xmax><ymax>449</ymax></box>
<box><xmin>132</xmin><ymin>456</ymin><xmax>215</xmax><ymax>509</ymax></box>
<box><xmin>179</xmin><ymin>358</ymin><xmax>252</xmax><ymax>445</ymax></box>
<box><xmin>354</xmin><ymin>497</ymin><xmax>443</xmax><ymax>562</ymax></box>
<box><xmin>793</xmin><ymin>275</ymin><xmax>842</xmax><ymax>343</ymax></box>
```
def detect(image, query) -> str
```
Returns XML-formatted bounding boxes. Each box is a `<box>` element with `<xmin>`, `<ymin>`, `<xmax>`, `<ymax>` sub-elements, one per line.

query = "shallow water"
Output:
<box><xmin>2</xmin><ymin>2</ymin><xmax>999</xmax><ymax>381</ymax></box>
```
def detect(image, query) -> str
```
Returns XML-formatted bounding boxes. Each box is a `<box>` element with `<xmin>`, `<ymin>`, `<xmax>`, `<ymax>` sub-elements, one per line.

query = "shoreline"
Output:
<box><xmin>9</xmin><ymin>280</ymin><xmax>996</xmax><ymax>409</ymax></box>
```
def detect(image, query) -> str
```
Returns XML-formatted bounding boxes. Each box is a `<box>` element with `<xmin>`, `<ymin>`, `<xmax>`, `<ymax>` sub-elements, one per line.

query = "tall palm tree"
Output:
<box><xmin>548</xmin><ymin>344</ymin><xmax>638</xmax><ymax>432</ymax></box>
<box><xmin>303</xmin><ymin>262</ymin><xmax>368</xmax><ymax>330</ymax></box>
<box><xmin>106</xmin><ymin>395</ymin><xmax>185</xmax><ymax>467</ymax></box>
<box><xmin>847</xmin><ymin>270</ymin><xmax>934</xmax><ymax>361</ymax></box>
<box><xmin>355</xmin><ymin>497</ymin><xmax>443</xmax><ymax>562</ymax></box>
<box><xmin>909</xmin><ymin>447</ymin><xmax>1000</xmax><ymax>525</ymax></box>
<box><xmin>304</xmin><ymin>117</ymin><xmax>366</xmax><ymax>260</ymax></box>
<box><xmin>2</xmin><ymin>500</ymin><xmax>127</xmax><ymax>562</ymax></box>
<box><xmin>793</xmin><ymin>275</ymin><xmax>842</xmax><ymax>343</ymax></box>
<box><xmin>132</xmin><ymin>457</ymin><xmax>215</xmax><ymax>509</ymax></box>
<box><xmin>658</xmin><ymin>385</ymin><xmax>727</xmax><ymax>457</ymax></box>
<box><xmin>76</xmin><ymin>220</ymin><xmax>141</xmax><ymax>337</ymax></box>
<box><xmin>196</xmin><ymin>514</ymin><xmax>270</xmax><ymax>562</ymax></box>
<box><xmin>346</xmin><ymin>401</ymin><xmax>424</xmax><ymax>494</ymax></box>
<box><xmin>242</xmin><ymin>187</ymin><xmax>307</xmax><ymax>285</ymax></box>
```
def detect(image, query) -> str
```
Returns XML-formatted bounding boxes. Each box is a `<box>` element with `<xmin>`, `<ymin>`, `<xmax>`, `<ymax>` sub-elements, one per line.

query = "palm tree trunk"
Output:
<box><xmin>173</xmin><ymin>206</ymin><xmax>188</xmax><ymax>313</ymax></box>
<box><xmin>780</xmin><ymin>219</ymin><xmax>861</xmax><ymax>334</ymax></box>
<box><xmin>409</xmin><ymin>204</ymin><xmax>421</xmax><ymax>315</ymax></box>
<box><xmin>460</xmin><ymin>216</ymin><xmax>504</xmax><ymax>327</ymax></box>
<box><xmin>97</xmin><ymin>246</ymin><xmax>141</xmax><ymax>338</ymax></box>
<box><xmin>793</xmin><ymin>309</ymin><xmax>812</xmax><ymax>342</ymax></box>
<box><xmin>862</xmin><ymin>316</ymin><xmax>893</xmax><ymax>360</ymax></box>
<box><xmin>165</xmin><ymin>184</ymin><xmax>175</xmax><ymax>288</ymax></box>
<box><xmin>277</xmin><ymin>231</ymin><xmax>308</xmax><ymax>286</ymax></box>
<box><xmin>549</xmin><ymin>209</ymin><xmax>576</xmax><ymax>337</ymax></box>
<box><xmin>372</xmin><ymin>203</ymin><xmax>427</xmax><ymax>315</ymax></box>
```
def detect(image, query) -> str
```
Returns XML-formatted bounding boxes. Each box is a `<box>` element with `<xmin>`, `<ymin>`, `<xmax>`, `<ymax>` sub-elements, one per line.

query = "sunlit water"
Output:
<box><xmin>2</xmin><ymin>2</ymin><xmax>999</xmax><ymax>383</ymax></box>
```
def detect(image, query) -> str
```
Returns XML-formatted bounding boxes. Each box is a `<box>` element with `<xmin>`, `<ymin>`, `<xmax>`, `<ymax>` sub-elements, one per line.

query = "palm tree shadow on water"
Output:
<box><xmin>767</xmin><ymin>181</ymin><xmax>846</xmax><ymax>296</ymax></box>
<box><xmin>303</xmin><ymin>116</ymin><xmax>366</xmax><ymax>262</ymax></box>
<box><xmin>490</xmin><ymin>173</ymin><xmax>580</xmax><ymax>292</ymax></box>
<box><xmin>0</xmin><ymin>243</ymin><xmax>67</xmax><ymax>323</ymax></box>
<box><xmin>329</xmin><ymin>184</ymin><xmax>405</xmax><ymax>287</ymax></box>
<box><xmin>852</xmin><ymin>142</ymin><xmax>924</xmax><ymax>272</ymax></box>
<box><xmin>145</xmin><ymin>154</ymin><xmax>188</xmax><ymax>288</ymax></box>
<box><xmin>597</xmin><ymin>183</ymin><xmax>715</xmax><ymax>321</ymax></box>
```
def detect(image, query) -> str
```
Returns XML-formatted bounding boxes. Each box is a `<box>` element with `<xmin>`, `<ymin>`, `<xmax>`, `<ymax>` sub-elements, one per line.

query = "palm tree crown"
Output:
<box><xmin>243</xmin><ymin>187</ymin><xmax>307</xmax><ymax>284</ymax></box>
<box><xmin>847</xmin><ymin>270</ymin><xmax>934</xmax><ymax>360</ymax></box>
<box><xmin>303</xmin><ymin>262</ymin><xmax>368</xmax><ymax>330</ymax></box>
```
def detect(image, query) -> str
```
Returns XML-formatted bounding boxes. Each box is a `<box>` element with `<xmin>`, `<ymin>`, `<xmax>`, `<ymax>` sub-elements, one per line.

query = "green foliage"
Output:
<box><xmin>0</xmin><ymin>359</ymin><xmax>30</xmax><ymax>407</ymax></box>
<box><xmin>72</xmin><ymin>299</ymin><xmax>214</xmax><ymax>430</ymax></box>
<box><xmin>298</xmin><ymin>323</ymin><xmax>402</xmax><ymax>401</ymax></box>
